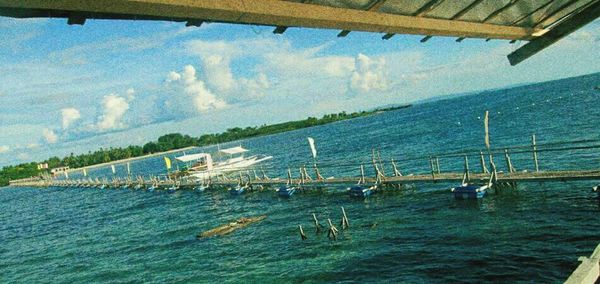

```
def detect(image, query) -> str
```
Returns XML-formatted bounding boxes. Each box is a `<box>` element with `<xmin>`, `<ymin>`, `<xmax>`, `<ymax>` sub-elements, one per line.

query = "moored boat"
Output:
<box><xmin>348</xmin><ymin>184</ymin><xmax>376</xmax><ymax>197</ymax></box>
<box><xmin>277</xmin><ymin>185</ymin><xmax>296</xmax><ymax>197</ymax></box>
<box><xmin>229</xmin><ymin>184</ymin><xmax>247</xmax><ymax>195</ymax></box>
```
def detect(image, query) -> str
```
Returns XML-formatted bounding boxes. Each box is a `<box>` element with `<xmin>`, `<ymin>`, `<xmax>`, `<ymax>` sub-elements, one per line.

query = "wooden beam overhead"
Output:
<box><xmin>507</xmin><ymin>0</ymin><xmax>600</xmax><ymax>65</ymax></box>
<box><xmin>338</xmin><ymin>0</ymin><xmax>386</xmax><ymax>37</ymax></box>
<box><xmin>0</xmin><ymin>0</ymin><xmax>539</xmax><ymax>40</ymax></box>
<box><xmin>273</xmin><ymin>26</ymin><xmax>288</xmax><ymax>34</ymax></box>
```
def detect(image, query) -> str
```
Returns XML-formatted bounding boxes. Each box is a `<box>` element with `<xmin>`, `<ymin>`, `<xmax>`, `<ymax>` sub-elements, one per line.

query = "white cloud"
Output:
<box><xmin>350</xmin><ymin>53</ymin><xmax>389</xmax><ymax>93</ymax></box>
<box><xmin>97</xmin><ymin>94</ymin><xmax>130</xmax><ymax>130</ymax></box>
<box><xmin>0</xmin><ymin>145</ymin><xmax>9</xmax><ymax>153</ymax></box>
<box><xmin>61</xmin><ymin>107</ymin><xmax>81</xmax><ymax>129</ymax></box>
<box><xmin>27</xmin><ymin>143</ymin><xmax>39</xmax><ymax>149</ymax></box>
<box><xmin>126</xmin><ymin>88</ymin><xmax>135</xmax><ymax>101</ymax></box>
<box><xmin>43</xmin><ymin>128</ymin><xmax>58</xmax><ymax>143</ymax></box>
<box><xmin>203</xmin><ymin>55</ymin><xmax>235</xmax><ymax>93</ymax></box>
<box><xmin>167</xmin><ymin>65</ymin><xmax>228</xmax><ymax>113</ymax></box>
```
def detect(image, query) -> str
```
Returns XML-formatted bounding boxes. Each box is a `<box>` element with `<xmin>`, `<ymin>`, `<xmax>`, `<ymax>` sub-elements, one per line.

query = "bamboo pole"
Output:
<box><xmin>312</xmin><ymin>213</ymin><xmax>323</xmax><ymax>233</ymax></box>
<box><xmin>327</xmin><ymin>218</ymin><xmax>339</xmax><ymax>240</ymax></box>
<box><xmin>391</xmin><ymin>158</ymin><xmax>402</xmax><ymax>176</ymax></box>
<box><xmin>429</xmin><ymin>156</ymin><xmax>436</xmax><ymax>180</ymax></box>
<box><xmin>340</xmin><ymin>206</ymin><xmax>350</xmax><ymax>229</ymax></box>
<box><xmin>464</xmin><ymin>155</ymin><xmax>470</xmax><ymax>182</ymax></box>
<box><xmin>299</xmin><ymin>225</ymin><xmax>307</xmax><ymax>240</ymax></box>
<box><xmin>532</xmin><ymin>134</ymin><xmax>539</xmax><ymax>172</ymax></box>
<box><xmin>480</xmin><ymin>151</ymin><xmax>489</xmax><ymax>173</ymax></box>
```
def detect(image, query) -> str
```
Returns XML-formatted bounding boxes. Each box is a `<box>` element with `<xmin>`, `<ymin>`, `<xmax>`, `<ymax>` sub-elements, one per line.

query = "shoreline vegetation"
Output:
<box><xmin>1</xmin><ymin>105</ymin><xmax>411</xmax><ymax>186</ymax></box>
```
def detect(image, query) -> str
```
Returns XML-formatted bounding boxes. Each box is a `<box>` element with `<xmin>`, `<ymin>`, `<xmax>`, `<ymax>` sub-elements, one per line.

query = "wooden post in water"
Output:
<box><xmin>299</xmin><ymin>225</ymin><xmax>307</xmax><ymax>240</ymax></box>
<box><xmin>532</xmin><ymin>134</ymin><xmax>539</xmax><ymax>172</ymax></box>
<box><xmin>312</xmin><ymin>213</ymin><xmax>323</xmax><ymax>233</ymax></box>
<box><xmin>327</xmin><ymin>218</ymin><xmax>339</xmax><ymax>240</ymax></box>
<box><xmin>314</xmin><ymin>163</ymin><xmax>324</xmax><ymax>181</ymax></box>
<box><xmin>464</xmin><ymin>155</ymin><xmax>470</xmax><ymax>182</ymax></box>
<box><xmin>340</xmin><ymin>206</ymin><xmax>350</xmax><ymax>229</ymax></box>
<box><xmin>261</xmin><ymin>167</ymin><xmax>269</xmax><ymax>180</ymax></box>
<box><xmin>391</xmin><ymin>159</ymin><xmax>402</xmax><ymax>176</ymax></box>
<box><xmin>480</xmin><ymin>151</ymin><xmax>489</xmax><ymax>173</ymax></box>
<box><xmin>429</xmin><ymin>156</ymin><xmax>436</xmax><ymax>180</ymax></box>
<box><xmin>377</xmin><ymin>149</ymin><xmax>386</xmax><ymax>177</ymax></box>
<box><xmin>359</xmin><ymin>164</ymin><xmax>365</xmax><ymax>184</ymax></box>
<box><xmin>504</xmin><ymin>149</ymin><xmax>515</xmax><ymax>173</ymax></box>
<box><xmin>435</xmin><ymin>157</ymin><xmax>441</xmax><ymax>174</ymax></box>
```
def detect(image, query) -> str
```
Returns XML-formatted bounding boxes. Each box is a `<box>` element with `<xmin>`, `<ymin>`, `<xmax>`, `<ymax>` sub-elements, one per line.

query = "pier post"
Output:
<box><xmin>312</xmin><ymin>213</ymin><xmax>323</xmax><ymax>233</ymax></box>
<box><xmin>360</xmin><ymin>164</ymin><xmax>366</xmax><ymax>184</ymax></box>
<box><xmin>480</xmin><ymin>151</ymin><xmax>489</xmax><ymax>173</ymax></box>
<box><xmin>464</xmin><ymin>155</ymin><xmax>470</xmax><ymax>182</ymax></box>
<box><xmin>391</xmin><ymin>159</ymin><xmax>402</xmax><ymax>176</ymax></box>
<box><xmin>532</xmin><ymin>134</ymin><xmax>539</xmax><ymax>172</ymax></box>
<box><xmin>299</xmin><ymin>225</ymin><xmax>307</xmax><ymax>240</ymax></box>
<box><xmin>504</xmin><ymin>149</ymin><xmax>515</xmax><ymax>173</ymax></box>
<box><xmin>340</xmin><ymin>207</ymin><xmax>350</xmax><ymax>229</ymax></box>
<box><xmin>327</xmin><ymin>218</ymin><xmax>339</xmax><ymax>240</ymax></box>
<box><xmin>261</xmin><ymin>167</ymin><xmax>270</xmax><ymax>180</ymax></box>
<box><xmin>377</xmin><ymin>149</ymin><xmax>386</xmax><ymax>177</ymax></box>
<box><xmin>435</xmin><ymin>157</ymin><xmax>441</xmax><ymax>174</ymax></box>
<box><xmin>314</xmin><ymin>163</ymin><xmax>324</xmax><ymax>181</ymax></box>
<box><xmin>429</xmin><ymin>156</ymin><xmax>436</xmax><ymax>180</ymax></box>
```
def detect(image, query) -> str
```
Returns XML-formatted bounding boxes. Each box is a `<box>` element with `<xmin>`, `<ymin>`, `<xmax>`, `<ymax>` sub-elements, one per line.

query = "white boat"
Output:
<box><xmin>175</xmin><ymin>146</ymin><xmax>272</xmax><ymax>180</ymax></box>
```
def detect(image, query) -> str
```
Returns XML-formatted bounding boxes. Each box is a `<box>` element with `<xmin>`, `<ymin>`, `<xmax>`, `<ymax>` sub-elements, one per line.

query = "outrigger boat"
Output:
<box><xmin>451</xmin><ymin>170</ymin><xmax>494</xmax><ymax>199</ymax></box>
<box><xmin>175</xmin><ymin>146</ymin><xmax>272</xmax><ymax>180</ymax></box>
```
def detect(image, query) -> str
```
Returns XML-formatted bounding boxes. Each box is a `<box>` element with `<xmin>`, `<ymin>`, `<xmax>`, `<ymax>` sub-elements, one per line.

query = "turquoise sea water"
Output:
<box><xmin>1</xmin><ymin>73</ymin><xmax>600</xmax><ymax>283</ymax></box>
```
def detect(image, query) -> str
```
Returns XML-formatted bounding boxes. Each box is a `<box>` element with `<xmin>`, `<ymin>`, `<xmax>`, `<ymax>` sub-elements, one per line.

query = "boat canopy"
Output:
<box><xmin>175</xmin><ymin>153</ymin><xmax>211</xmax><ymax>162</ymax></box>
<box><xmin>219</xmin><ymin>146</ymin><xmax>248</xmax><ymax>155</ymax></box>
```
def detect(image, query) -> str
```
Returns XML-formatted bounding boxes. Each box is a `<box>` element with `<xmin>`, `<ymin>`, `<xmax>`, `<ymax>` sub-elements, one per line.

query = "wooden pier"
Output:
<box><xmin>8</xmin><ymin>136</ymin><xmax>600</xmax><ymax>193</ymax></box>
<box><xmin>9</xmin><ymin>169</ymin><xmax>600</xmax><ymax>191</ymax></box>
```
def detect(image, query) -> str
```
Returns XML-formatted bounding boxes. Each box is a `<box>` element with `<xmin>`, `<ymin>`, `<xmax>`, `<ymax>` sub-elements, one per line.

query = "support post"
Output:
<box><xmin>464</xmin><ymin>155</ymin><xmax>470</xmax><ymax>182</ymax></box>
<box><xmin>359</xmin><ymin>164</ymin><xmax>365</xmax><ymax>185</ymax></box>
<box><xmin>391</xmin><ymin>159</ymin><xmax>402</xmax><ymax>176</ymax></box>
<box><xmin>504</xmin><ymin>149</ymin><xmax>515</xmax><ymax>173</ymax></box>
<box><xmin>314</xmin><ymin>163</ymin><xmax>324</xmax><ymax>181</ymax></box>
<box><xmin>299</xmin><ymin>225</ymin><xmax>307</xmax><ymax>240</ymax></box>
<box><xmin>435</xmin><ymin>157</ymin><xmax>441</xmax><ymax>174</ymax></box>
<box><xmin>429</xmin><ymin>156</ymin><xmax>436</xmax><ymax>180</ymax></box>
<box><xmin>340</xmin><ymin>206</ymin><xmax>349</xmax><ymax>229</ymax></box>
<box><xmin>312</xmin><ymin>213</ymin><xmax>323</xmax><ymax>233</ymax></box>
<box><xmin>327</xmin><ymin>218</ymin><xmax>339</xmax><ymax>240</ymax></box>
<box><xmin>532</xmin><ymin>134</ymin><xmax>539</xmax><ymax>172</ymax></box>
<box><xmin>480</xmin><ymin>151</ymin><xmax>489</xmax><ymax>173</ymax></box>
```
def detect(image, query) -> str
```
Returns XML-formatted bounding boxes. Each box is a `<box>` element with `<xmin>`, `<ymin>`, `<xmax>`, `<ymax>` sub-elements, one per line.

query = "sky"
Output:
<box><xmin>0</xmin><ymin>16</ymin><xmax>599</xmax><ymax>166</ymax></box>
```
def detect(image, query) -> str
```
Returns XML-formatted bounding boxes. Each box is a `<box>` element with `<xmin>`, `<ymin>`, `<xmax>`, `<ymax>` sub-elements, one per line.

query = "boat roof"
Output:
<box><xmin>219</xmin><ymin>146</ymin><xmax>248</xmax><ymax>155</ymax></box>
<box><xmin>175</xmin><ymin>153</ymin><xmax>210</xmax><ymax>162</ymax></box>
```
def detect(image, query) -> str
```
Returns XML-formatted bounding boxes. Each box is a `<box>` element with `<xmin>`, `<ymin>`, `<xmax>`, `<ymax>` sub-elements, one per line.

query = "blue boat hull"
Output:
<box><xmin>277</xmin><ymin>186</ymin><xmax>295</xmax><ymax>197</ymax></box>
<box><xmin>452</xmin><ymin>185</ymin><xmax>487</xmax><ymax>199</ymax></box>
<box><xmin>349</xmin><ymin>186</ymin><xmax>374</xmax><ymax>197</ymax></box>
<box><xmin>230</xmin><ymin>186</ymin><xmax>245</xmax><ymax>195</ymax></box>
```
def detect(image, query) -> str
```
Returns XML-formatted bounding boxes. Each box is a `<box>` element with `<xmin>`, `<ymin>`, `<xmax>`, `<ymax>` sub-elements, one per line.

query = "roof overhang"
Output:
<box><xmin>0</xmin><ymin>0</ymin><xmax>598</xmax><ymax>65</ymax></box>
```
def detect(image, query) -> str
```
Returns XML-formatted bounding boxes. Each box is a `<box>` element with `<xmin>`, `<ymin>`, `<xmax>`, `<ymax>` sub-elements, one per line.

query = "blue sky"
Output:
<box><xmin>0</xmin><ymin>17</ymin><xmax>599</xmax><ymax>166</ymax></box>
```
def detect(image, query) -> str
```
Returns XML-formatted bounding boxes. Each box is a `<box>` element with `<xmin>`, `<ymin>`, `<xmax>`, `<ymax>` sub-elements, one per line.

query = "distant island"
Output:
<box><xmin>0</xmin><ymin>105</ymin><xmax>411</xmax><ymax>186</ymax></box>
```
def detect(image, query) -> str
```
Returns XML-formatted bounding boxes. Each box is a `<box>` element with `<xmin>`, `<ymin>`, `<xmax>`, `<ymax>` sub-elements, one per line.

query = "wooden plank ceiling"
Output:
<box><xmin>0</xmin><ymin>0</ymin><xmax>598</xmax><ymax>65</ymax></box>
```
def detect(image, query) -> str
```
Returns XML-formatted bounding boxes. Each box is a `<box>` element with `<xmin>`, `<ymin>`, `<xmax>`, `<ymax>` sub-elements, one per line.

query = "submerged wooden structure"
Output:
<box><xmin>0</xmin><ymin>0</ymin><xmax>599</xmax><ymax>65</ymax></box>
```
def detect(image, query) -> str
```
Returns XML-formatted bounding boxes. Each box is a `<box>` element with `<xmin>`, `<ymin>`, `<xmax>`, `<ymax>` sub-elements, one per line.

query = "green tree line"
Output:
<box><xmin>1</xmin><ymin>110</ymin><xmax>374</xmax><ymax>186</ymax></box>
